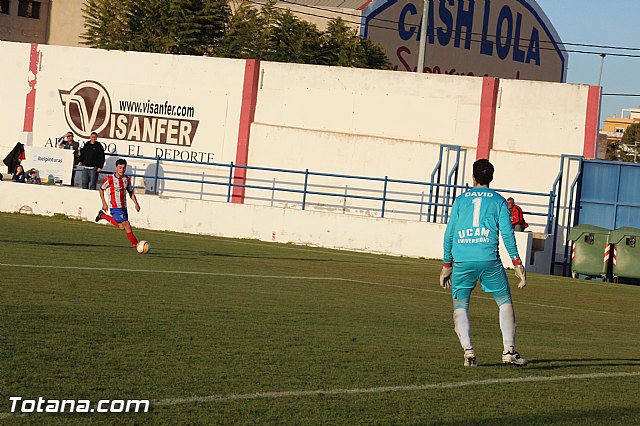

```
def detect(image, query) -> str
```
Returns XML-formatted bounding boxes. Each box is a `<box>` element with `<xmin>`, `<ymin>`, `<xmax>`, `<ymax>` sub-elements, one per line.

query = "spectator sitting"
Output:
<box><xmin>27</xmin><ymin>168</ymin><xmax>41</xmax><ymax>184</ymax></box>
<box><xmin>507</xmin><ymin>197</ymin><xmax>528</xmax><ymax>231</ymax></box>
<box><xmin>12</xmin><ymin>165</ymin><xmax>26</xmax><ymax>183</ymax></box>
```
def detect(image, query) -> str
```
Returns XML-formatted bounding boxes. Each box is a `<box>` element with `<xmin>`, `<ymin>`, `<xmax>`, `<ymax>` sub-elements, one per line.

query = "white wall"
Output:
<box><xmin>493</xmin><ymin>79</ymin><xmax>590</xmax><ymax>157</ymax></box>
<box><xmin>0</xmin><ymin>182</ymin><xmax>539</xmax><ymax>272</ymax></box>
<box><xmin>0</xmin><ymin>41</ymin><xmax>596</xmax><ymax>273</ymax></box>
<box><xmin>256</xmin><ymin>61</ymin><xmax>483</xmax><ymax>147</ymax></box>
<box><xmin>0</xmin><ymin>42</ymin><xmax>30</xmax><ymax>148</ymax></box>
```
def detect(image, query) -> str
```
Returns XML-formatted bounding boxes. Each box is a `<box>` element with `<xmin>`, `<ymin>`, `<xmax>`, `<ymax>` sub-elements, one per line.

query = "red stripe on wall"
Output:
<box><xmin>23</xmin><ymin>43</ymin><xmax>40</xmax><ymax>133</ymax></box>
<box><xmin>232</xmin><ymin>59</ymin><xmax>261</xmax><ymax>204</ymax></box>
<box><xmin>583</xmin><ymin>85</ymin><xmax>601</xmax><ymax>159</ymax></box>
<box><xmin>476</xmin><ymin>77</ymin><xmax>500</xmax><ymax>160</ymax></box>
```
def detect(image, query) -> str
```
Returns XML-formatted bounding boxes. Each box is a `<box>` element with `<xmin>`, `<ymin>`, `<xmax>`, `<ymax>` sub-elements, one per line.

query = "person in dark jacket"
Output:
<box><xmin>3</xmin><ymin>142</ymin><xmax>25</xmax><ymax>174</ymax></box>
<box><xmin>12</xmin><ymin>165</ymin><xmax>26</xmax><ymax>183</ymax></box>
<box><xmin>78</xmin><ymin>132</ymin><xmax>105</xmax><ymax>190</ymax></box>
<box><xmin>58</xmin><ymin>131</ymin><xmax>81</xmax><ymax>186</ymax></box>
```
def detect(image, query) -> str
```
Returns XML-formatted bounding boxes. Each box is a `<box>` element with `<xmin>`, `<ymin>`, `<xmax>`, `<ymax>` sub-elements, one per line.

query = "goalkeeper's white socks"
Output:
<box><xmin>498</xmin><ymin>303</ymin><xmax>516</xmax><ymax>352</ymax></box>
<box><xmin>453</xmin><ymin>308</ymin><xmax>472</xmax><ymax>350</ymax></box>
<box><xmin>499</xmin><ymin>303</ymin><xmax>528</xmax><ymax>366</ymax></box>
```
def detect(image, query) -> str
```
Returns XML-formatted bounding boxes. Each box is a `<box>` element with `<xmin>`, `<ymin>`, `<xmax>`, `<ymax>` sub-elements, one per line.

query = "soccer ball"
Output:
<box><xmin>136</xmin><ymin>240</ymin><xmax>150</xmax><ymax>254</ymax></box>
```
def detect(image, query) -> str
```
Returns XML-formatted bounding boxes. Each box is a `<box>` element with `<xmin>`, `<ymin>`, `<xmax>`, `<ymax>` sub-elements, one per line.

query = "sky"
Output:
<box><xmin>535</xmin><ymin>0</ymin><xmax>640</xmax><ymax>124</ymax></box>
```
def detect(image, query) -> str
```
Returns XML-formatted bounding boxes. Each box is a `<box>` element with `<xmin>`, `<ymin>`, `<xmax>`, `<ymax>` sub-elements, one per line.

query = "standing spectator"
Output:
<box><xmin>95</xmin><ymin>158</ymin><xmax>142</xmax><ymax>251</ymax></box>
<box><xmin>78</xmin><ymin>132</ymin><xmax>105</xmax><ymax>190</ymax></box>
<box><xmin>12</xmin><ymin>165</ymin><xmax>26</xmax><ymax>183</ymax></box>
<box><xmin>3</xmin><ymin>142</ymin><xmax>25</xmax><ymax>174</ymax></box>
<box><xmin>440</xmin><ymin>159</ymin><xmax>527</xmax><ymax>367</ymax></box>
<box><xmin>58</xmin><ymin>131</ymin><xmax>80</xmax><ymax>186</ymax></box>
<box><xmin>507</xmin><ymin>197</ymin><xmax>528</xmax><ymax>231</ymax></box>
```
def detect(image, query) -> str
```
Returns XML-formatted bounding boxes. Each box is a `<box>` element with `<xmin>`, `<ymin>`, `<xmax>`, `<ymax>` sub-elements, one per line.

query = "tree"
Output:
<box><xmin>81</xmin><ymin>0</ymin><xmax>130</xmax><ymax>50</ymax></box>
<box><xmin>268</xmin><ymin>10</ymin><xmax>322</xmax><ymax>64</ymax></box>
<box><xmin>170</xmin><ymin>0</ymin><xmax>231</xmax><ymax>56</ymax></box>
<box><xmin>81</xmin><ymin>0</ymin><xmax>390</xmax><ymax>70</ymax></box>
<box><xmin>320</xmin><ymin>18</ymin><xmax>390</xmax><ymax>69</ymax></box>
<box><xmin>216</xmin><ymin>1</ymin><xmax>264</xmax><ymax>58</ymax></box>
<box><xmin>606</xmin><ymin>139</ymin><xmax>623</xmax><ymax>162</ymax></box>
<box><xmin>82</xmin><ymin>0</ymin><xmax>230</xmax><ymax>55</ymax></box>
<box><xmin>126</xmin><ymin>0</ymin><xmax>176</xmax><ymax>54</ymax></box>
<box><xmin>621</xmin><ymin>123</ymin><xmax>640</xmax><ymax>162</ymax></box>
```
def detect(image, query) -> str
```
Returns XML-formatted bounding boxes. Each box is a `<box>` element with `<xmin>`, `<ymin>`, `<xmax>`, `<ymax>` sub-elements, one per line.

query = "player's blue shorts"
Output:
<box><xmin>109</xmin><ymin>208</ymin><xmax>129</xmax><ymax>223</ymax></box>
<box><xmin>452</xmin><ymin>259</ymin><xmax>511</xmax><ymax>299</ymax></box>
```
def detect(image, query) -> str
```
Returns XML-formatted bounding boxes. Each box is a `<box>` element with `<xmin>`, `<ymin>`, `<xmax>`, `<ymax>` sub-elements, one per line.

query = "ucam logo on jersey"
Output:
<box><xmin>361</xmin><ymin>0</ymin><xmax>567</xmax><ymax>82</ymax></box>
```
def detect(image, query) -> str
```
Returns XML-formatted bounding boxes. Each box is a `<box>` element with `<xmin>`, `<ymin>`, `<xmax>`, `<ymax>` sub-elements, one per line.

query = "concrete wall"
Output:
<box><xmin>0</xmin><ymin>40</ymin><xmax>599</xmax><ymax>272</ymax></box>
<box><xmin>0</xmin><ymin>42</ymin><xmax>31</xmax><ymax>148</ymax></box>
<box><xmin>47</xmin><ymin>0</ymin><xmax>85</xmax><ymax>47</ymax></box>
<box><xmin>0</xmin><ymin>0</ymin><xmax>50</xmax><ymax>43</ymax></box>
<box><xmin>0</xmin><ymin>181</ymin><xmax>545</xmax><ymax>273</ymax></box>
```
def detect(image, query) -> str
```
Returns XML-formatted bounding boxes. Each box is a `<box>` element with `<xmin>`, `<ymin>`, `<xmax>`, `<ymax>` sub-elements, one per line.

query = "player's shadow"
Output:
<box><xmin>0</xmin><ymin>239</ymin><xmax>115</xmax><ymax>249</ymax></box>
<box><xmin>480</xmin><ymin>358</ymin><xmax>640</xmax><ymax>369</ymax></box>
<box><xmin>150</xmin><ymin>249</ymin><xmax>382</xmax><ymax>264</ymax></box>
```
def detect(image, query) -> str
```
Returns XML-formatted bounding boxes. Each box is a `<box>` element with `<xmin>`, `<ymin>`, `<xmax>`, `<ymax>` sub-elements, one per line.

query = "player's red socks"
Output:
<box><xmin>102</xmin><ymin>213</ymin><xmax>119</xmax><ymax>227</ymax></box>
<box><xmin>126</xmin><ymin>232</ymin><xmax>139</xmax><ymax>246</ymax></box>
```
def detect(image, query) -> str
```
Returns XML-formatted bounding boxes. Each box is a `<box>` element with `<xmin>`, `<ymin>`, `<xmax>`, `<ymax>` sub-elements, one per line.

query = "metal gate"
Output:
<box><xmin>577</xmin><ymin>160</ymin><xmax>640</xmax><ymax>229</ymax></box>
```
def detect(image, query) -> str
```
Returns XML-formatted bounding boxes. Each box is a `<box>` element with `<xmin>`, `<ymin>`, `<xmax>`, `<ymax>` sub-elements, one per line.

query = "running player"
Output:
<box><xmin>439</xmin><ymin>159</ymin><xmax>527</xmax><ymax>367</ymax></box>
<box><xmin>95</xmin><ymin>158</ymin><xmax>142</xmax><ymax>250</ymax></box>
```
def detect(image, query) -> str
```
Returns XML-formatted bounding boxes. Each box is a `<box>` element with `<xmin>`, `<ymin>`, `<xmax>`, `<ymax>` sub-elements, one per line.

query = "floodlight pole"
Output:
<box><xmin>416</xmin><ymin>0</ymin><xmax>429</xmax><ymax>73</ymax></box>
<box><xmin>595</xmin><ymin>53</ymin><xmax>606</xmax><ymax>158</ymax></box>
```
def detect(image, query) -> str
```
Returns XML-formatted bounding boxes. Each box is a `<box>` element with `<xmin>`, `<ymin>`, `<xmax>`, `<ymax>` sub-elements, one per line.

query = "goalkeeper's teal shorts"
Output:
<box><xmin>452</xmin><ymin>259</ymin><xmax>511</xmax><ymax>299</ymax></box>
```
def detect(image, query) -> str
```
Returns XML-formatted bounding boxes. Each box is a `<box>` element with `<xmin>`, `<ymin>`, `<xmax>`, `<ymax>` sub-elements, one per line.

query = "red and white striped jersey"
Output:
<box><xmin>100</xmin><ymin>174</ymin><xmax>134</xmax><ymax>209</ymax></box>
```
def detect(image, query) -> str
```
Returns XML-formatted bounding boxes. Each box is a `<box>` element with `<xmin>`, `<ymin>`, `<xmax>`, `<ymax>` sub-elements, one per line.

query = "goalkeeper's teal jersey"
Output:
<box><xmin>443</xmin><ymin>187</ymin><xmax>520</xmax><ymax>263</ymax></box>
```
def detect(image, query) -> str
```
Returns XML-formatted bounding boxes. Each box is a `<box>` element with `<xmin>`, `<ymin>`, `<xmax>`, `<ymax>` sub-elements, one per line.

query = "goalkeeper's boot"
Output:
<box><xmin>463</xmin><ymin>348</ymin><xmax>476</xmax><ymax>367</ymax></box>
<box><xmin>502</xmin><ymin>349</ymin><xmax>528</xmax><ymax>366</ymax></box>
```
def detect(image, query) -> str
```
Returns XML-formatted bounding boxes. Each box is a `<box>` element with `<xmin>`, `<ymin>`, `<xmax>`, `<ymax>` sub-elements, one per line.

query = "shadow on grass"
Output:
<box><xmin>145</xmin><ymin>249</ymin><xmax>387</xmax><ymax>264</ymax></box>
<box><xmin>0</xmin><ymin>239</ymin><xmax>115</xmax><ymax>249</ymax></box>
<box><xmin>438</xmin><ymin>406</ymin><xmax>640</xmax><ymax>425</ymax></box>
<box><xmin>480</xmin><ymin>358</ymin><xmax>640</xmax><ymax>369</ymax></box>
<box><xmin>2</xmin><ymin>239</ymin><xmax>384</xmax><ymax>264</ymax></box>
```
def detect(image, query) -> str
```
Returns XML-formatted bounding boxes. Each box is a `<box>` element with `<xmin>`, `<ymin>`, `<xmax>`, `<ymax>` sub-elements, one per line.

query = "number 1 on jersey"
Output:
<box><xmin>472</xmin><ymin>197</ymin><xmax>482</xmax><ymax>227</ymax></box>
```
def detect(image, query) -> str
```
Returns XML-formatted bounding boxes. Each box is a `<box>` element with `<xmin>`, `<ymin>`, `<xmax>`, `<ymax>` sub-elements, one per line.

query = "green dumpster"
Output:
<box><xmin>609</xmin><ymin>227</ymin><xmax>640</xmax><ymax>280</ymax></box>
<box><xmin>568</xmin><ymin>224</ymin><xmax>611</xmax><ymax>278</ymax></box>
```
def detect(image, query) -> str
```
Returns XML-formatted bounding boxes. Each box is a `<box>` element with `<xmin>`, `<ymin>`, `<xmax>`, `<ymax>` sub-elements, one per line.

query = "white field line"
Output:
<box><xmin>2</xmin><ymin>371</ymin><xmax>638</xmax><ymax>419</ymax></box>
<box><xmin>153</xmin><ymin>371</ymin><xmax>640</xmax><ymax>406</ymax></box>
<box><xmin>0</xmin><ymin>263</ymin><xmax>630</xmax><ymax>316</ymax></box>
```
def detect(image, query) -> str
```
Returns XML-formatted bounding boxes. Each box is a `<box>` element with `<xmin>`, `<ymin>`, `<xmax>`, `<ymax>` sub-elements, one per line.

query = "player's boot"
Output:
<box><xmin>95</xmin><ymin>210</ymin><xmax>104</xmax><ymax>222</ymax></box>
<box><xmin>502</xmin><ymin>350</ymin><xmax>528</xmax><ymax>366</ymax></box>
<box><xmin>463</xmin><ymin>348</ymin><xmax>476</xmax><ymax>367</ymax></box>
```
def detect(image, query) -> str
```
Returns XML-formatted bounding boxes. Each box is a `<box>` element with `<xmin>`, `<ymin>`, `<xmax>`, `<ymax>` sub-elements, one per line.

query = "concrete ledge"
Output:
<box><xmin>0</xmin><ymin>182</ymin><xmax>540</xmax><ymax>269</ymax></box>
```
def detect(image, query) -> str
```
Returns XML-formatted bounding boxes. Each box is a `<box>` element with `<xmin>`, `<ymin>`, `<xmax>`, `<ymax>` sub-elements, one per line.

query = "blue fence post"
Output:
<box><xmin>302</xmin><ymin>169</ymin><xmax>309</xmax><ymax>210</ymax></box>
<box><xmin>546</xmin><ymin>190</ymin><xmax>555</xmax><ymax>234</ymax></box>
<box><xmin>227</xmin><ymin>162</ymin><xmax>234</xmax><ymax>202</ymax></box>
<box><xmin>381</xmin><ymin>176</ymin><xmax>388</xmax><ymax>218</ymax></box>
<box><xmin>153</xmin><ymin>157</ymin><xmax>160</xmax><ymax>195</ymax></box>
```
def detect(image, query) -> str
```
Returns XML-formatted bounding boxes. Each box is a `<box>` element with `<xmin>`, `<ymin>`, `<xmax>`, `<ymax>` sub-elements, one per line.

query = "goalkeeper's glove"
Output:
<box><xmin>439</xmin><ymin>263</ymin><xmax>453</xmax><ymax>289</ymax></box>
<box><xmin>513</xmin><ymin>258</ymin><xmax>526</xmax><ymax>289</ymax></box>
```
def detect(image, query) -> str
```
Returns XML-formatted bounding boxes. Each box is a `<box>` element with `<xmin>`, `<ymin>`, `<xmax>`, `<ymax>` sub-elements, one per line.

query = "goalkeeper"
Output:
<box><xmin>440</xmin><ymin>159</ymin><xmax>527</xmax><ymax>367</ymax></box>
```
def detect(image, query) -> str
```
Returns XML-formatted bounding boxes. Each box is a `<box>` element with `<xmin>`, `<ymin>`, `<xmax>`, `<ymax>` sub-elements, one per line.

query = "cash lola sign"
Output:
<box><xmin>361</xmin><ymin>0</ymin><xmax>567</xmax><ymax>82</ymax></box>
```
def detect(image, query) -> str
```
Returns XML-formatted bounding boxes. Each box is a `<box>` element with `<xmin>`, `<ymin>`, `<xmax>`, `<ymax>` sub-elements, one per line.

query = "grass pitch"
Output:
<box><xmin>1</xmin><ymin>212</ymin><xmax>639</xmax><ymax>425</ymax></box>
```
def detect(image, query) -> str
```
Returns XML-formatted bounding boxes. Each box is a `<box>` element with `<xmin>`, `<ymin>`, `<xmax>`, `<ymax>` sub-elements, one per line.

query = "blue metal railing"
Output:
<box><xmin>95</xmin><ymin>152</ymin><xmax>555</xmax><ymax>227</ymax></box>
<box><xmin>549</xmin><ymin>154</ymin><xmax>583</xmax><ymax>276</ymax></box>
